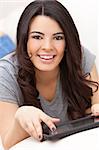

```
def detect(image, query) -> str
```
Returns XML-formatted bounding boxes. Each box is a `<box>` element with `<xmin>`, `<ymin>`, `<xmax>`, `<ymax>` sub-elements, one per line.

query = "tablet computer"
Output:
<box><xmin>43</xmin><ymin>115</ymin><xmax>99</xmax><ymax>141</ymax></box>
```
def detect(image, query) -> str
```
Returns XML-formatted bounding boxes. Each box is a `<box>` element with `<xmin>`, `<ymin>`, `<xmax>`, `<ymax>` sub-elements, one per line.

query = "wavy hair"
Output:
<box><xmin>16</xmin><ymin>0</ymin><xmax>98</xmax><ymax>119</ymax></box>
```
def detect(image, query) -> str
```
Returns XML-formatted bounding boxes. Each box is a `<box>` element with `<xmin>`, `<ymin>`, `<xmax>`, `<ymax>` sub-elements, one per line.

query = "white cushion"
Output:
<box><xmin>10</xmin><ymin>128</ymin><xmax>99</xmax><ymax>150</ymax></box>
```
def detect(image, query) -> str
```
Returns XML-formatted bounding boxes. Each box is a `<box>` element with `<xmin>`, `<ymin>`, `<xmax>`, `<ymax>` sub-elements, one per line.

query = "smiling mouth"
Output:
<box><xmin>38</xmin><ymin>54</ymin><xmax>56</xmax><ymax>60</ymax></box>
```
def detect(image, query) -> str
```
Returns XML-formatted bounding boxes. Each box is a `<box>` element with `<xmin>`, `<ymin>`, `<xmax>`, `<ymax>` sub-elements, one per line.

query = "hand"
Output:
<box><xmin>15</xmin><ymin>106</ymin><xmax>60</xmax><ymax>141</ymax></box>
<box><xmin>91</xmin><ymin>103</ymin><xmax>99</xmax><ymax>116</ymax></box>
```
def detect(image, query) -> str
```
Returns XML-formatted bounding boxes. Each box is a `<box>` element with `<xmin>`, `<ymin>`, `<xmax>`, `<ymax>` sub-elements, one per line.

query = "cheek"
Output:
<box><xmin>59</xmin><ymin>49</ymin><xmax>64</xmax><ymax>59</ymax></box>
<box><xmin>56</xmin><ymin>43</ymin><xmax>65</xmax><ymax>56</ymax></box>
<box><xmin>27</xmin><ymin>40</ymin><xmax>39</xmax><ymax>55</ymax></box>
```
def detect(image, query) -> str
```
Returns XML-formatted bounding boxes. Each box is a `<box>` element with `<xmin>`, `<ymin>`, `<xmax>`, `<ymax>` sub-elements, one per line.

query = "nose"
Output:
<box><xmin>41</xmin><ymin>37</ymin><xmax>52</xmax><ymax>50</ymax></box>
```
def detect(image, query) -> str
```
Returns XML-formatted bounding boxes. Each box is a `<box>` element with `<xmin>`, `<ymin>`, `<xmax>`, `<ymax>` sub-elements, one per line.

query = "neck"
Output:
<box><xmin>35</xmin><ymin>67</ymin><xmax>60</xmax><ymax>85</ymax></box>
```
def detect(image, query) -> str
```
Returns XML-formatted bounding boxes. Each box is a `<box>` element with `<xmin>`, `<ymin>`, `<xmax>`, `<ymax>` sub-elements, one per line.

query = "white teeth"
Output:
<box><xmin>39</xmin><ymin>55</ymin><xmax>54</xmax><ymax>59</ymax></box>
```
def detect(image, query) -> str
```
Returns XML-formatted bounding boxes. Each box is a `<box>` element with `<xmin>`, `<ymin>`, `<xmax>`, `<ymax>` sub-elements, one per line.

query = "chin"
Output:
<box><xmin>36</xmin><ymin>66</ymin><xmax>56</xmax><ymax>72</ymax></box>
<box><xmin>38</xmin><ymin>68</ymin><xmax>54</xmax><ymax>72</ymax></box>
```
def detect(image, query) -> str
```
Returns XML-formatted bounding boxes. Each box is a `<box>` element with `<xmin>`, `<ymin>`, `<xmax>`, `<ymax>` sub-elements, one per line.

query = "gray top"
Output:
<box><xmin>0</xmin><ymin>48</ymin><xmax>96</xmax><ymax>124</ymax></box>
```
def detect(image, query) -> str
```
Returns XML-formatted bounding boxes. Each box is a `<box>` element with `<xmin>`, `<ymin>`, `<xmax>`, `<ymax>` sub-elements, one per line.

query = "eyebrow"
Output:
<box><xmin>53</xmin><ymin>32</ymin><xmax>64</xmax><ymax>36</ymax></box>
<box><xmin>29</xmin><ymin>31</ymin><xmax>64</xmax><ymax>36</ymax></box>
<box><xmin>29</xmin><ymin>31</ymin><xmax>44</xmax><ymax>35</ymax></box>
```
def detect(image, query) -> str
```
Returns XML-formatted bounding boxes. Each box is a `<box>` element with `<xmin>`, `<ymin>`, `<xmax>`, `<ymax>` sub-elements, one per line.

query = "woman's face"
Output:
<box><xmin>27</xmin><ymin>15</ymin><xmax>65</xmax><ymax>72</ymax></box>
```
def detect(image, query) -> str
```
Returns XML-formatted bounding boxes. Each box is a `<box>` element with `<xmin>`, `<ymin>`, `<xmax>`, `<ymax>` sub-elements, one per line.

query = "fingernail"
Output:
<box><xmin>51</xmin><ymin>127</ymin><xmax>56</xmax><ymax>132</ymax></box>
<box><xmin>39</xmin><ymin>135</ymin><xmax>42</xmax><ymax>140</ymax></box>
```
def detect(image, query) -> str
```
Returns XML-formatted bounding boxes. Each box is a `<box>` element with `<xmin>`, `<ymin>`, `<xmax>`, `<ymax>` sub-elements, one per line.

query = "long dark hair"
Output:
<box><xmin>16</xmin><ymin>0</ymin><xmax>98</xmax><ymax>119</ymax></box>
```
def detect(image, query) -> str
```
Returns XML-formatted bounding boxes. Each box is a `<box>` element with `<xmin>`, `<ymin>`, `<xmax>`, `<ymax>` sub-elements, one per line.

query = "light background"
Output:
<box><xmin>0</xmin><ymin>0</ymin><xmax>99</xmax><ymax>72</ymax></box>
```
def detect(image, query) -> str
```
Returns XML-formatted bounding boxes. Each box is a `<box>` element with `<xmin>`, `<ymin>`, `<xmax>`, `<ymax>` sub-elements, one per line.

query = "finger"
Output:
<box><xmin>40</xmin><ymin>113</ymin><xmax>60</xmax><ymax>132</ymax></box>
<box><xmin>33</xmin><ymin>120</ymin><xmax>43</xmax><ymax>140</ymax></box>
<box><xmin>24</xmin><ymin>121</ymin><xmax>39</xmax><ymax>140</ymax></box>
<box><xmin>93</xmin><ymin>112</ymin><xmax>99</xmax><ymax>116</ymax></box>
<box><xmin>91</xmin><ymin>107</ymin><xmax>99</xmax><ymax>116</ymax></box>
<box><xmin>51</xmin><ymin>117</ymin><xmax>60</xmax><ymax>123</ymax></box>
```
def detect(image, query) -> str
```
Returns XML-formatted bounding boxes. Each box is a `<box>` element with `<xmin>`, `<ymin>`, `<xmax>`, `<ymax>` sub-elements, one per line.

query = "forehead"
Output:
<box><xmin>29</xmin><ymin>15</ymin><xmax>63</xmax><ymax>33</ymax></box>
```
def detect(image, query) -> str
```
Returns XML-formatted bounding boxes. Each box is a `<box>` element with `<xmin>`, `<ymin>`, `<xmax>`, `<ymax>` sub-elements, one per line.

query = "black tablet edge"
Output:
<box><xmin>43</xmin><ymin>121</ymin><xmax>99</xmax><ymax>141</ymax></box>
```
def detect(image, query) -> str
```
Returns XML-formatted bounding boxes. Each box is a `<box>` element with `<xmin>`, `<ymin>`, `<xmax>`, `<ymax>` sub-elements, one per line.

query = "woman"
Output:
<box><xmin>0</xmin><ymin>0</ymin><xmax>99</xmax><ymax>149</ymax></box>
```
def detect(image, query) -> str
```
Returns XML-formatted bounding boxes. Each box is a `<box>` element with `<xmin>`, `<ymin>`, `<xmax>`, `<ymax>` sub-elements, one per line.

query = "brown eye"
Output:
<box><xmin>32</xmin><ymin>35</ymin><xmax>43</xmax><ymax>40</ymax></box>
<box><xmin>54</xmin><ymin>36</ymin><xmax>64</xmax><ymax>40</ymax></box>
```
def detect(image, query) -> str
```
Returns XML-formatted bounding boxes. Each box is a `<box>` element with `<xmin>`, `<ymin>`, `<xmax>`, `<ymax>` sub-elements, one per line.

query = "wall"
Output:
<box><xmin>61</xmin><ymin>0</ymin><xmax>99</xmax><ymax>72</ymax></box>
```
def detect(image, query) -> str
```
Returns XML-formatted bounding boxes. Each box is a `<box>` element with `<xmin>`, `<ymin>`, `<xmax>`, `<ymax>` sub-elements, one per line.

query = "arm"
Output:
<box><xmin>91</xmin><ymin>65</ymin><xmax>99</xmax><ymax>104</ymax></box>
<box><xmin>87</xmin><ymin>64</ymin><xmax>99</xmax><ymax>115</ymax></box>
<box><xmin>0</xmin><ymin>102</ymin><xmax>29</xmax><ymax>150</ymax></box>
<box><xmin>0</xmin><ymin>61</ymin><xmax>60</xmax><ymax>149</ymax></box>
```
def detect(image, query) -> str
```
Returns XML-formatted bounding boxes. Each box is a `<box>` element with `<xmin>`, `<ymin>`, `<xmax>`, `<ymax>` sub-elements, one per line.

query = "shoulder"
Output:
<box><xmin>81</xmin><ymin>46</ymin><xmax>96</xmax><ymax>74</ymax></box>
<box><xmin>0</xmin><ymin>52</ymin><xmax>23</xmax><ymax>105</ymax></box>
<box><xmin>0</xmin><ymin>51</ymin><xmax>19</xmax><ymax>76</ymax></box>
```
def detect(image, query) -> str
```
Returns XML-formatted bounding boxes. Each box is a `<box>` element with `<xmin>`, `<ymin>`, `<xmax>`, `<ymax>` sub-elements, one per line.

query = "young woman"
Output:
<box><xmin>0</xmin><ymin>0</ymin><xmax>99</xmax><ymax>149</ymax></box>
